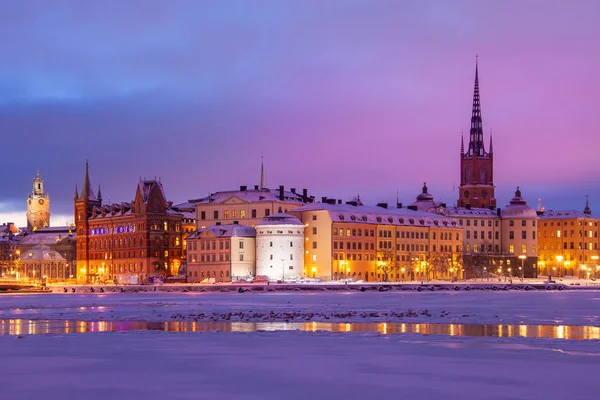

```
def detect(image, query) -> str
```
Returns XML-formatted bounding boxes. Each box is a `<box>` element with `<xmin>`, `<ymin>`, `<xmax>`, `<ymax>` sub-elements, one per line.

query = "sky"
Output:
<box><xmin>1</xmin><ymin>0</ymin><xmax>599</xmax><ymax>227</ymax></box>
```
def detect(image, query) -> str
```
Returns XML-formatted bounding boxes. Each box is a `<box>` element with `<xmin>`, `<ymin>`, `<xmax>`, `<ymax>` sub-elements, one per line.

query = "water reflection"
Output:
<box><xmin>1</xmin><ymin>319</ymin><xmax>599</xmax><ymax>340</ymax></box>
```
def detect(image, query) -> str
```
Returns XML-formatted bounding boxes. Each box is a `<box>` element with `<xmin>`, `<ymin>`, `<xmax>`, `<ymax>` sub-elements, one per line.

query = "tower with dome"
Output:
<box><xmin>26</xmin><ymin>170</ymin><xmax>51</xmax><ymax>231</ymax></box>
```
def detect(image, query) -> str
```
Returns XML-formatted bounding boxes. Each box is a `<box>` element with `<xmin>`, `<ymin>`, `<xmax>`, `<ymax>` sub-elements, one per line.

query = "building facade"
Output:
<box><xmin>537</xmin><ymin>200</ymin><xmax>600</xmax><ymax>279</ymax></box>
<box><xmin>26</xmin><ymin>170</ymin><xmax>51</xmax><ymax>231</ymax></box>
<box><xmin>190</xmin><ymin>185</ymin><xmax>312</xmax><ymax>229</ymax></box>
<box><xmin>186</xmin><ymin>224</ymin><xmax>256</xmax><ymax>282</ymax></box>
<box><xmin>290</xmin><ymin>203</ymin><xmax>463</xmax><ymax>282</ymax></box>
<box><xmin>255</xmin><ymin>214</ymin><xmax>305</xmax><ymax>280</ymax></box>
<box><xmin>74</xmin><ymin>163</ymin><xmax>184</xmax><ymax>284</ymax></box>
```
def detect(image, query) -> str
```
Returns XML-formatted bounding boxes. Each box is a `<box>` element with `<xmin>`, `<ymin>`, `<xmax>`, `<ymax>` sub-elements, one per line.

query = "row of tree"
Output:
<box><xmin>376</xmin><ymin>248</ymin><xmax>497</xmax><ymax>282</ymax></box>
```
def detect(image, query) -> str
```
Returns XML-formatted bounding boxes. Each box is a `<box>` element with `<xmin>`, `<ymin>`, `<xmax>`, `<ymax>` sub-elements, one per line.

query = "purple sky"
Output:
<box><xmin>1</xmin><ymin>0</ymin><xmax>599</xmax><ymax>226</ymax></box>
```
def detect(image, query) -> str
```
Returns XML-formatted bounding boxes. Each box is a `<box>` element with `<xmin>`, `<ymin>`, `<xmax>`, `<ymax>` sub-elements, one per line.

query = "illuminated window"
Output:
<box><xmin>240</xmin><ymin>209</ymin><xmax>246</xmax><ymax>219</ymax></box>
<box><xmin>557</xmin><ymin>230</ymin><xmax>561</xmax><ymax>238</ymax></box>
<box><xmin>521</xmin><ymin>244</ymin><xmax>527</xmax><ymax>254</ymax></box>
<box><xmin>232</xmin><ymin>210</ymin><xmax>237</xmax><ymax>219</ymax></box>
<box><xmin>509</xmin><ymin>244</ymin><xmax>514</xmax><ymax>253</ymax></box>
<box><xmin>224</xmin><ymin>210</ymin><xmax>229</xmax><ymax>219</ymax></box>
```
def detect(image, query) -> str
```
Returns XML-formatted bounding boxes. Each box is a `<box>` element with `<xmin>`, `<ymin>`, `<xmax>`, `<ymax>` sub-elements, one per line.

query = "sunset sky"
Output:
<box><xmin>1</xmin><ymin>0</ymin><xmax>598</xmax><ymax>227</ymax></box>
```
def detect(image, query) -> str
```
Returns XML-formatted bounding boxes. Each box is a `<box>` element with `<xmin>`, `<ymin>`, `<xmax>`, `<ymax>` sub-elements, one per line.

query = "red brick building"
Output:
<box><xmin>74</xmin><ymin>163</ymin><xmax>184</xmax><ymax>284</ymax></box>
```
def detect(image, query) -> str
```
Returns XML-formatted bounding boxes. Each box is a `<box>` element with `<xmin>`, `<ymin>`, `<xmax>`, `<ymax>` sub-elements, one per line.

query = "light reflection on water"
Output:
<box><xmin>1</xmin><ymin>319</ymin><xmax>599</xmax><ymax>340</ymax></box>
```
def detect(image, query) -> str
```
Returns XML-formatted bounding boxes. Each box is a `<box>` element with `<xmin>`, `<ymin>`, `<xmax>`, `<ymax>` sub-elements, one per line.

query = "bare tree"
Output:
<box><xmin>377</xmin><ymin>247</ymin><xmax>397</xmax><ymax>282</ymax></box>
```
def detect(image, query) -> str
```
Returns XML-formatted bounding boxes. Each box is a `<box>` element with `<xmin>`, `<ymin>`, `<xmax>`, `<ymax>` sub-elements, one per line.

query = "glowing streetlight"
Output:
<box><xmin>518</xmin><ymin>255</ymin><xmax>526</xmax><ymax>282</ymax></box>
<box><xmin>555</xmin><ymin>255</ymin><xmax>563</xmax><ymax>278</ymax></box>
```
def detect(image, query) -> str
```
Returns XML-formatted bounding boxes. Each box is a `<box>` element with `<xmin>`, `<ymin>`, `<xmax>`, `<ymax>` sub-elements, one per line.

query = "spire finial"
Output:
<box><xmin>584</xmin><ymin>194</ymin><xmax>592</xmax><ymax>215</ymax></box>
<box><xmin>74</xmin><ymin>185</ymin><xmax>79</xmax><ymax>201</ymax></box>
<box><xmin>422</xmin><ymin>182</ymin><xmax>428</xmax><ymax>194</ymax></box>
<box><xmin>260</xmin><ymin>155</ymin><xmax>266</xmax><ymax>190</ymax></box>
<box><xmin>466</xmin><ymin>55</ymin><xmax>486</xmax><ymax>157</ymax></box>
<box><xmin>461</xmin><ymin>132</ymin><xmax>464</xmax><ymax>154</ymax></box>
<box><xmin>489</xmin><ymin>129</ymin><xmax>493</xmax><ymax>153</ymax></box>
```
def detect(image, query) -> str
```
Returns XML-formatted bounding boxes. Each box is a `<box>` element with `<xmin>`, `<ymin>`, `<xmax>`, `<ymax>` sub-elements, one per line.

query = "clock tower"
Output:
<box><xmin>26</xmin><ymin>169</ymin><xmax>51</xmax><ymax>231</ymax></box>
<box><xmin>457</xmin><ymin>57</ymin><xmax>496</xmax><ymax>209</ymax></box>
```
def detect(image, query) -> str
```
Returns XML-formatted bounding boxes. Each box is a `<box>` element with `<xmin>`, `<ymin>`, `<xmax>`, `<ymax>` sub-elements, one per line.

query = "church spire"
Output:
<box><xmin>584</xmin><ymin>195</ymin><xmax>592</xmax><ymax>215</ymax></box>
<box><xmin>81</xmin><ymin>161</ymin><xmax>97</xmax><ymax>201</ymax></box>
<box><xmin>489</xmin><ymin>129</ymin><xmax>493</xmax><ymax>154</ymax></box>
<box><xmin>260</xmin><ymin>156</ymin><xmax>266</xmax><ymax>190</ymax></box>
<box><xmin>74</xmin><ymin>185</ymin><xmax>79</xmax><ymax>201</ymax></box>
<box><xmin>460</xmin><ymin>132</ymin><xmax>464</xmax><ymax>154</ymax></box>
<box><xmin>97</xmin><ymin>185</ymin><xmax>102</xmax><ymax>202</ymax></box>
<box><xmin>466</xmin><ymin>55</ymin><xmax>487</xmax><ymax>158</ymax></box>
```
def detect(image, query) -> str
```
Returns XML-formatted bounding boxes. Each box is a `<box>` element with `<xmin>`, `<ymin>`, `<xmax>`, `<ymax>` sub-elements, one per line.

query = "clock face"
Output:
<box><xmin>481</xmin><ymin>190</ymin><xmax>488</xmax><ymax>198</ymax></box>
<box><xmin>38</xmin><ymin>199</ymin><xmax>45</xmax><ymax>205</ymax></box>
<box><xmin>464</xmin><ymin>190</ymin><xmax>470</xmax><ymax>198</ymax></box>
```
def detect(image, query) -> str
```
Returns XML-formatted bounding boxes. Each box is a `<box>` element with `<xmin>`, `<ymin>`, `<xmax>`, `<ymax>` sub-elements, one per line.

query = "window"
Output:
<box><xmin>251</xmin><ymin>209</ymin><xmax>257</xmax><ymax>218</ymax></box>
<box><xmin>270</xmin><ymin>254</ymin><xmax>273</xmax><ymax>260</ymax></box>
<box><xmin>509</xmin><ymin>244</ymin><xmax>514</xmax><ymax>253</ymax></box>
<box><xmin>232</xmin><ymin>210</ymin><xmax>237</xmax><ymax>219</ymax></box>
<box><xmin>509</xmin><ymin>220</ymin><xmax>514</xmax><ymax>227</ymax></box>
<box><xmin>522</xmin><ymin>231</ymin><xmax>527</xmax><ymax>239</ymax></box>
<box><xmin>509</xmin><ymin>231</ymin><xmax>514</xmax><ymax>240</ymax></box>
<box><xmin>290</xmin><ymin>254</ymin><xmax>293</xmax><ymax>260</ymax></box>
<box><xmin>312</xmin><ymin>254</ymin><xmax>317</xmax><ymax>262</ymax></box>
<box><xmin>201</xmin><ymin>211</ymin><xmax>206</xmax><ymax>220</ymax></box>
<box><xmin>213</xmin><ymin>210</ymin><xmax>219</xmax><ymax>219</ymax></box>
<box><xmin>269</xmin><ymin>241</ymin><xmax>273</xmax><ymax>247</ymax></box>
<box><xmin>240</xmin><ymin>209</ymin><xmax>246</xmax><ymax>219</ymax></box>
<box><xmin>521</xmin><ymin>244</ymin><xmax>527</xmax><ymax>254</ymax></box>
<box><xmin>312</xmin><ymin>227</ymin><xmax>317</xmax><ymax>235</ymax></box>
<box><xmin>312</xmin><ymin>242</ymin><xmax>317</xmax><ymax>249</ymax></box>
<box><xmin>312</xmin><ymin>215</ymin><xmax>317</xmax><ymax>221</ymax></box>
<box><xmin>224</xmin><ymin>210</ymin><xmax>229</xmax><ymax>219</ymax></box>
<box><xmin>557</xmin><ymin>230</ymin><xmax>561</xmax><ymax>238</ymax></box>
<box><xmin>265</xmin><ymin>209</ymin><xmax>270</xmax><ymax>217</ymax></box>
<box><xmin>239</xmin><ymin>241</ymin><xmax>244</xmax><ymax>249</ymax></box>
<box><xmin>290</xmin><ymin>241</ymin><xmax>293</xmax><ymax>247</ymax></box>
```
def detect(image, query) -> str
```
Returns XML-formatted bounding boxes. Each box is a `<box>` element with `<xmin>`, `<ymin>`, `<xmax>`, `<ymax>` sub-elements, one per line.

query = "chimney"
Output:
<box><xmin>376</xmin><ymin>202</ymin><xmax>388</xmax><ymax>209</ymax></box>
<box><xmin>240</xmin><ymin>185</ymin><xmax>247</xmax><ymax>191</ymax></box>
<box><xmin>441</xmin><ymin>203</ymin><xmax>447</xmax><ymax>208</ymax></box>
<box><xmin>321</xmin><ymin>196</ymin><xmax>328</xmax><ymax>203</ymax></box>
<box><xmin>497</xmin><ymin>208</ymin><xmax>502</xmax><ymax>217</ymax></box>
<box><xmin>279</xmin><ymin>185</ymin><xmax>284</xmax><ymax>201</ymax></box>
<box><xmin>254</xmin><ymin>185</ymin><xmax>259</xmax><ymax>190</ymax></box>
<box><xmin>302</xmin><ymin>189</ymin><xmax>308</xmax><ymax>202</ymax></box>
<box><xmin>337</xmin><ymin>199</ymin><xmax>342</xmax><ymax>205</ymax></box>
<box><xmin>290</xmin><ymin>188</ymin><xmax>296</xmax><ymax>194</ymax></box>
<box><xmin>396</xmin><ymin>203</ymin><xmax>403</xmax><ymax>209</ymax></box>
<box><xmin>407</xmin><ymin>205</ymin><xmax>417</xmax><ymax>211</ymax></box>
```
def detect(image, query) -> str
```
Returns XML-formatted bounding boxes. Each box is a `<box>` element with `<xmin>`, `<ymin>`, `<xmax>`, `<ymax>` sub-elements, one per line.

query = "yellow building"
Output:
<box><xmin>290</xmin><ymin>202</ymin><xmax>462</xmax><ymax>282</ymax></box>
<box><xmin>189</xmin><ymin>186</ymin><xmax>311</xmax><ymax>229</ymax></box>
<box><xmin>537</xmin><ymin>200</ymin><xmax>599</xmax><ymax>279</ymax></box>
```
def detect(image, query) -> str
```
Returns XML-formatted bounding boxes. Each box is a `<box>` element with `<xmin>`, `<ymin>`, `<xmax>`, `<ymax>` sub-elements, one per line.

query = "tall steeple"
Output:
<box><xmin>97</xmin><ymin>185</ymin><xmax>102</xmax><ymax>202</ymax></box>
<box><xmin>584</xmin><ymin>195</ymin><xmax>592</xmax><ymax>215</ymax></box>
<box><xmin>260</xmin><ymin>156</ymin><xmax>266</xmax><ymax>190</ymax></box>
<box><xmin>460</xmin><ymin>133</ymin><xmax>465</xmax><ymax>155</ymax></box>
<box><xmin>74</xmin><ymin>185</ymin><xmax>79</xmax><ymax>201</ymax></box>
<box><xmin>489</xmin><ymin>129</ymin><xmax>493</xmax><ymax>154</ymax></box>
<box><xmin>81</xmin><ymin>161</ymin><xmax>97</xmax><ymax>201</ymax></box>
<box><xmin>465</xmin><ymin>55</ymin><xmax>487</xmax><ymax>158</ymax></box>
<box><xmin>457</xmin><ymin>56</ymin><xmax>496</xmax><ymax>209</ymax></box>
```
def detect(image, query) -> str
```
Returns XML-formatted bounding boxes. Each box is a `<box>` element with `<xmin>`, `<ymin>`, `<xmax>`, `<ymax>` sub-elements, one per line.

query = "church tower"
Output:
<box><xmin>26</xmin><ymin>170</ymin><xmax>51</xmax><ymax>231</ymax></box>
<box><xmin>74</xmin><ymin>162</ymin><xmax>102</xmax><ymax>280</ymax></box>
<box><xmin>457</xmin><ymin>57</ymin><xmax>496</xmax><ymax>209</ymax></box>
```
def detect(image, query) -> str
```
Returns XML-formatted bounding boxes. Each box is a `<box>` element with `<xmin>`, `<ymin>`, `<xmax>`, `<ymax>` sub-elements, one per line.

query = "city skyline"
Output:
<box><xmin>1</xmin><ymin>1</ymin><xmax>599</xmax><ymax>226</ymax></box>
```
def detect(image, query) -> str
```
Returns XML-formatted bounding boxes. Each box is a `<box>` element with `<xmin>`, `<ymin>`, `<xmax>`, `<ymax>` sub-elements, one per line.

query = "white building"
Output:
<box><xmin>255</xmin><ymin>213</ymin><xmax>305</xmax><ymax>280</ymax></box>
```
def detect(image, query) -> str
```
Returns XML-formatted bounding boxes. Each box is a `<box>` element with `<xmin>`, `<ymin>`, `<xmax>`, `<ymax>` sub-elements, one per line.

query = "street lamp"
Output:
<box><xmin>518</xmin><ymin>255</ymin><xmax>526</xmax><ymax>282</ymax></box>
<box><xmin>555</xmin><ymin>255</ymin><xmax>563</xmax><ymax>279</ymax></box>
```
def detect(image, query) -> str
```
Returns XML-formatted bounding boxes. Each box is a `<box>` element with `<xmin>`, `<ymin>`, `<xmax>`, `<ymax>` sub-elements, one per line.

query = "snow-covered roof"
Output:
<box><xmin>18</xmin><ymin>231</ymin><xmax>74</xmax><ymax>246</ymax></box>
<box><xmin>188</xmin><ymin>224</ymin><xmax>256</xmax><ymax>239</ymax></box>
<box><xmin>189</xmin><ymin>188</ymin><xmax>307</xmax><ymax>205</ymax></box>
<box><xmin>20</xmin><ymin>244</ymin><xmax>67</xmax><ymax>262</ymax></box>
<box><xmin>444</xmin><ymin>207</ymin><xmax>499</xmax><ymax>218</ymax></box>
<box><xmin>292</xmin><ymin>203</ymin><xmax>459</xmax><ymax>228</ymax></box>
<box><xmin>539</xmin><ymin>210</ymin><xmax>598</xmax><ymax>220</ymax></box>
<box><xmin>138</xmin><ymin>180</ymin><xmax>166</xmax><ymax>204</ymax></box>
<box><xmin>501</xmin><ymin>187</ymin><xmax>538</xmax><ymax>219</ymax></box>
<box><xmin>256</xmin><ymin>213</ymin><xmax>304</xmax><ymax>227</ymax></box>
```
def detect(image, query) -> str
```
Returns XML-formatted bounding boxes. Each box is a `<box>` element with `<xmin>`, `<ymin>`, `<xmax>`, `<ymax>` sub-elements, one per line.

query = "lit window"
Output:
<box><xmin>509</xmin><ymin>244</ymin><xmax>514</xmax><ymax>253</ymax></box>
